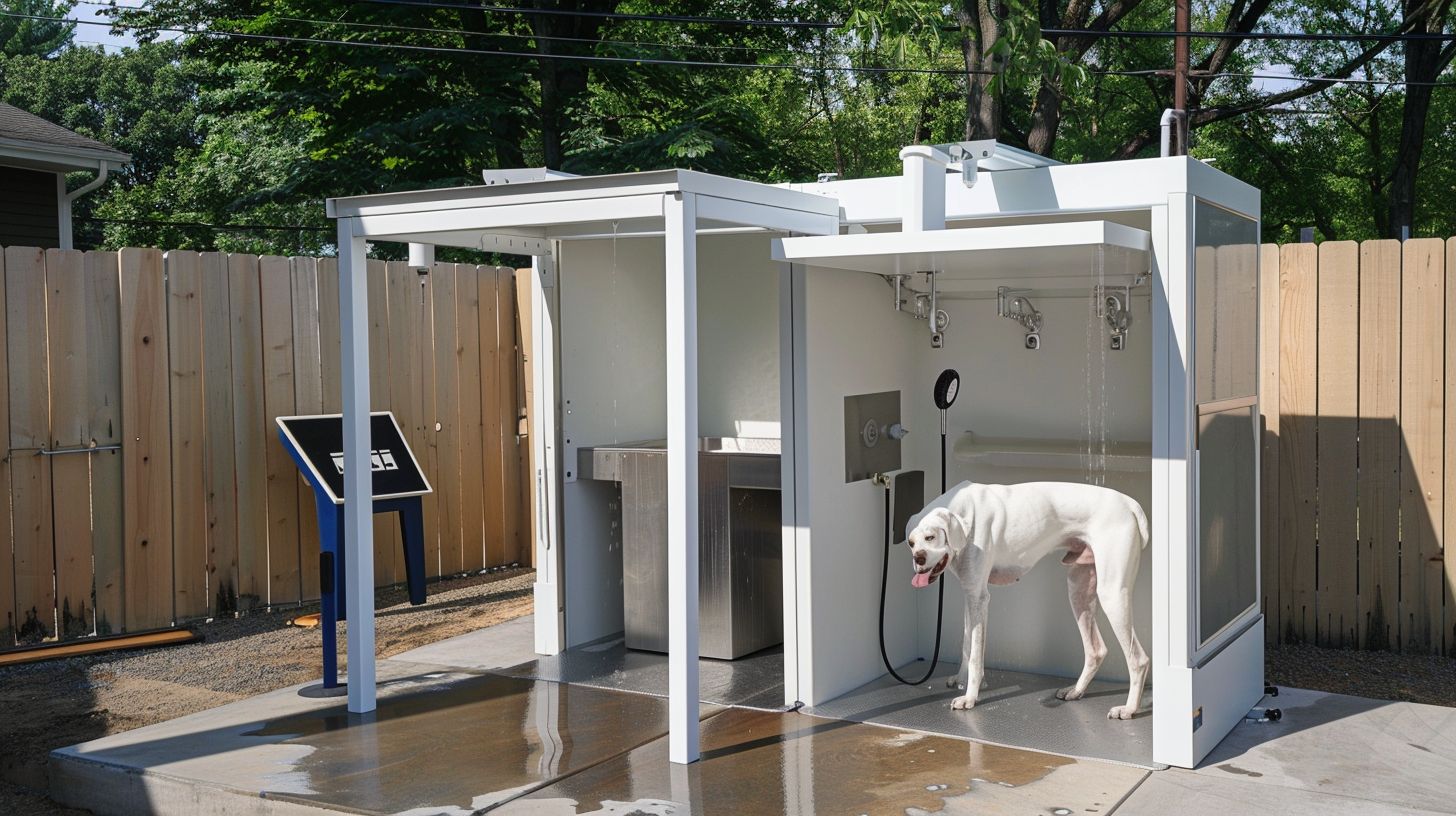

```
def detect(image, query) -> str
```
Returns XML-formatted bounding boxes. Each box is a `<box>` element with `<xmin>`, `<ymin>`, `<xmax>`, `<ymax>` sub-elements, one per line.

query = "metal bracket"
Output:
<box><xmin>997</xmin><ymin>287</ymin><xmax>1043</xmax><ymax>349</ymax></box>
<box><xmin>37</xmin><ymin>444</ymin><xmax>121</xmax><ymax>456</ymax></box>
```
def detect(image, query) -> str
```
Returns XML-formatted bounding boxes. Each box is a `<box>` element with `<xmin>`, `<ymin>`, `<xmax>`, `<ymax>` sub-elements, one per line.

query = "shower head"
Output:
<box><xmin>934</xmin><ymin>369</ymin><xmax>960</xmax><ymax>411</ymax></box>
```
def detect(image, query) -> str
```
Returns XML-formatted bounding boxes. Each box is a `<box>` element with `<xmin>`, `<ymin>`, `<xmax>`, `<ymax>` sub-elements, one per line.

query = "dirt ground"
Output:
<box><xmin>1264</xmin><ymin>642</ymin><xmax>1456</xmax><ymax>707</ymax></box>
<box><xmin>0</xmin><ymin>568</ymin><xmax>534</xmax><ymax>816</ymax></box>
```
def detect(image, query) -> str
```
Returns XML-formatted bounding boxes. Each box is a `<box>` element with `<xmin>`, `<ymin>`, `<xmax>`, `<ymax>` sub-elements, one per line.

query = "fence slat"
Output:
<box><xmin>86</xmin><ymin>251</ymin><xmax>123</xmax><ymax>635</ymax></box>
<box><xmin>1258</xmin><ymin>244</ymin><xmax>1280</xmax><ymax>644</ymax></box>
<box><xmin>200</xmin><ymin>252</ymin><xmax>238</xmax><ymax>615</ymax></box>
<box><xmin>480</xmin><ymin>268</ymin><xmax>506</xmax><ymax>567</ymax></box>
<box><xmin>1315</xmin><ymin>241</ymin><xmax>1359</xmax><ymax>647</ymax></box>
<box><xmin>1357</xmin><ymin>240</ymin><xmax>1402</xmax><ymax>651</ymax></box>
<box><xmin>7</xmin><ymin>246</ymin><xmax>54</xmax><ymax>643</ymax></box>
<box><xmin>432</xmin><ymin>263</ymin><xmax>463</xmax><ymax>575</ymax></box>
<box><xmin>291</xmin><ymin>257</ymin><xmax>323</xmax><ymax>600</ymax></box>
<box><xmin>167</xmin><ymin>251</ymin><xmax>208</xmax><ymax>620</ymax></box>
<box><xmin>0</xmin><ymin>250</ymin><xmax>13</xmax><ymax>645</ymax></box>
<box><xmin>1448</xmin><ymin>237</ymin><xmax>1456</xmax><ymax>654</ymax></box>
<box><xmin>119</xmin><ymin>247</ymin><xmax>173</xmax><ymax>631</ymax></box>
<box><xmin>457</xmin><ymin>265</ymin><xmax>486</xmax><ymax>573</ymax></box>
<box><xmin>1401</xmin><ymin>239</ymin><xmax>1445</xmax><ymax>652</ymax></box>
<box><xmin>369</xmin><ymin>260</ymin><xmax>399</xmax><ymax>583</ymax></box>
<box><xmin>1278</xmin><ymin>243</ymin><xmax>1318</xmax><ymax>643</ymax></box>
<box><xmin>46</xmin><ymin>249</ymin><xmax>94</xmax><ymax>639</ymax></box>
<box><xmin>260</xmin><ymin>256</ymin><xmax>301</xmax><ymax>605</ymax></box>
<box><xmin>416</xmin><ymin>266</ymin><xmax>441</xmax><ymax>576</ymax></box>
<box><xmin>229</xmin><ymin>253</ymin><xmax>268</xmax><ymax>609</ymax></box>
<box><xmin>498</xmin><ymin>267</ymin><xmax>523</xmax><ymax>564</ymax></box>
<box><xmin>515</xmin><ymin>268</ymin><xmax>535</xmax><ymax>568</ymax></box>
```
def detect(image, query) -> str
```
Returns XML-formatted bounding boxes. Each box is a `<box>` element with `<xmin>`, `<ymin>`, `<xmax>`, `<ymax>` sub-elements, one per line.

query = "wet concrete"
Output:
<box><xmin>805</xmin><ymin>660</ymin><xmax>1157</xmax><ymax>769</ymax></box>
<box><xmin>498</xmin><ymin>708</ymin><xmax>1147</xmax><ymax>816</ymax></box>
<box><xmin>498</xmin><ymin>635</ymin><xmax>787</xmax><ymax>710</ymax></box>
<box><xmin>250</xmin><ymin>672</ymin><xmax>701</xmax><ymax>815</ymax></box>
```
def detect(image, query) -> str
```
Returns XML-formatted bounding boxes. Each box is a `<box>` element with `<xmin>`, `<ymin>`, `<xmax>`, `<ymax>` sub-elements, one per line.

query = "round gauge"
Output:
<box><xmin>934</xmin><ymin>369</ymin><xmax>960</xmax><ymax>410</ymax></box>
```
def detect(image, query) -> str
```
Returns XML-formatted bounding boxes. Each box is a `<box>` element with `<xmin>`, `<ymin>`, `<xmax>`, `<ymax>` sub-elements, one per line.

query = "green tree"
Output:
<box><xmin>0</xmin><ymin>0</ymin><xmax>75</xmax><ymax>57</ymax></box>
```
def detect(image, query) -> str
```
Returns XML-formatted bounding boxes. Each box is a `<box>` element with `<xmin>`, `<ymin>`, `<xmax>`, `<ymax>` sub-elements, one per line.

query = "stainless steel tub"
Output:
<box><xmin>577</xmin><ymin>438</ymin><xmax>782</xmax><ymax>660</ymax></box>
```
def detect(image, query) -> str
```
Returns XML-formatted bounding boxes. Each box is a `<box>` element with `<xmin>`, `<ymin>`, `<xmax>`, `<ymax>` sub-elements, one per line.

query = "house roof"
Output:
<box><xmin>0</xmin><ymin>103</ymin><xmax>131</xmax><ymax>173</ymax></box>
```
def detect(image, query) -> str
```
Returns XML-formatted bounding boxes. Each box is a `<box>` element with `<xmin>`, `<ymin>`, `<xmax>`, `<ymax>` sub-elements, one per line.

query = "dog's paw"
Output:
<box><xmin>950</xmin><ymin>695</ymin><xmax>978</xmax><ymax>711</ymax></box>
<box><xmin>1055</xmin><ymin>685</ymin><xmax>1085</xmax><ymax>701</ymax></box>
<box><xmin>1107</xmin><ymin>705</ymin><xmax>1137</xmax><ymax>720</ymax></box>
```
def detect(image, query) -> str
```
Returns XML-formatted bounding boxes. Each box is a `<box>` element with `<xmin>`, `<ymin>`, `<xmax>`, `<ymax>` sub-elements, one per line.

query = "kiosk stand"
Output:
<box><xmin>276</xmin><ymin>412</ymin><xmax>433</xmax><ymax>695</ymax></box>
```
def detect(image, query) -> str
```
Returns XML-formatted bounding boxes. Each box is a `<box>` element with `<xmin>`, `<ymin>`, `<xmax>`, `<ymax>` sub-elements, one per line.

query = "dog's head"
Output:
<box><xmin>904</xmin><ymin>507</ymin><xmax>966</xmax><ymax>589</ymax></box>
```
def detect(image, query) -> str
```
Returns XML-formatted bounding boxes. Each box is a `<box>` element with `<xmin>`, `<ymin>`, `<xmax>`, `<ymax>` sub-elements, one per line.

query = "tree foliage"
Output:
<box><xmin>0</xmin><ymin>0</ymin><xmax>1449</xmax><ymax>250</ymax></box>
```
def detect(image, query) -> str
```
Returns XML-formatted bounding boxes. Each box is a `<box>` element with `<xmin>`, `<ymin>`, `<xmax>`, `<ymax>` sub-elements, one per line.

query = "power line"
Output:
<box><xmin>0</xmin><ymin>10</ymin><xmax>1000</xmax><ymax>75</ymax></box>
<box><xmin>76</xmin><ymin>0</ymin><xmax>794</xmax><ymax>55</ymax></box>
<box><xmin>79</xmin><ymin>215</ymin><xmax>330</xmax><ymax>232</ymax></box>
<box><xmin>1043</xmin><ymin>27</ymin><xmax>1456</xmax><ymax>43</ymax></box>
<box><xmin>11</xmin><ymin>11</ymin><xmax>1456</xmax><ymax>87</ymax></box>
<box><xmin>349</xmin><ymin>0</ymin><xmax>841</xmax><ymax>30</ymax></box>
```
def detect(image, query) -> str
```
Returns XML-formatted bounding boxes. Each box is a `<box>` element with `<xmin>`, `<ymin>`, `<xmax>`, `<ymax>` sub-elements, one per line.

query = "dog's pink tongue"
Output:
<box><xmin>911</xmin><ymin>572</ymin><xmax>931</xmax><ymax>589</ymax></box>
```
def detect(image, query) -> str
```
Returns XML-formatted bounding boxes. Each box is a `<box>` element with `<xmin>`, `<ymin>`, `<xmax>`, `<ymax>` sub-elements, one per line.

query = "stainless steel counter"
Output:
<box><xmin>577</xmin><ymin>438</ymin><xmax>782</xmax><ymax>660</ymax></box>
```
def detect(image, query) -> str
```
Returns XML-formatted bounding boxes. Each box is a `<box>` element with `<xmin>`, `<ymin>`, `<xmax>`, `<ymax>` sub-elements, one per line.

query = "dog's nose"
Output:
<box><xmin>913</xmin><ymin>550</ymin><xmax>927</xmax><ymax>566</ymax></box>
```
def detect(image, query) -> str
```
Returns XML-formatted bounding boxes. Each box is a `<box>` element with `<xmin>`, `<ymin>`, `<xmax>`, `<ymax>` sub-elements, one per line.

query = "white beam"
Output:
<box><xmin>695</xmin><ymin>194</ymin><xmax>839</xmax><ymax>236</ymax></box>
<box><xmin>355</xmin><ymin>194</ymin><xmax>664</xmax><ymax>238</ymax></box>
<box><xmin>664</xmin><ymin>191</ymin><xmax>700</xmax><ymax>764</ymax></box>
<box><xmin>338</xmin><ymin>218</ymin><xmax>377</xmax><ymax>713</ymax></box>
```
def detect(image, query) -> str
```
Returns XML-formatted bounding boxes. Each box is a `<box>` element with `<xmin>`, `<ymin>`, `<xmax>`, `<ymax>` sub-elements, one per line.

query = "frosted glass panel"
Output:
<box><xmin>1194</xmin><ymin>203</ymin><xmax>1258</xmax><ymax>405</ymax></box>
<box><xmin>1197</xmin><ymin>406</ymin><xmax>1258</xmax><ymax>644</ymax></box>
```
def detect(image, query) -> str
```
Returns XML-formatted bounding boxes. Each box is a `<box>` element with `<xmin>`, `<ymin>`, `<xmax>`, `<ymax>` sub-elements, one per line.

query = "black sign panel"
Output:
<box><xmin>276</xmin><ymin>412</ymin><xmax>431</xmax><ymax>504</ymax></box>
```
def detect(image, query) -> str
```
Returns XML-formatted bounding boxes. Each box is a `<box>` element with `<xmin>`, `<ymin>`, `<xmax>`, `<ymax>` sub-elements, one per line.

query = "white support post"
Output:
<box><xmin>664</xmin><ymin>191</ymin><xmax>700</xmax><ymax>764</ymax></box>
<box><xmin>338</xmin><ymin>218</ymin><xmax>377</xmax><ymax>713</ymax></box>
<box><xmin>532</xmin><ymin>251</ymin><xmax>565</xmax><ymax>656</ymax></box>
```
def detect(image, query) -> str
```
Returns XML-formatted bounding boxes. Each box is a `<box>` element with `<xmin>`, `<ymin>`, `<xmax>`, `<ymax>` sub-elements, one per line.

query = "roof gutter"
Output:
<box><xmin>58</xmin><ymin>160</ymin><xmax>110</xmax><ymax>250</ymax></box>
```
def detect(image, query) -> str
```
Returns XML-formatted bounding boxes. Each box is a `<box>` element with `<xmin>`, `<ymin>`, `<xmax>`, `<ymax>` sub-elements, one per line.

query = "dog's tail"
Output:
<box><xmin>1131</xmin><ymin>499</ymin><xmax>1150</xmax><ymax>548</ymax></box>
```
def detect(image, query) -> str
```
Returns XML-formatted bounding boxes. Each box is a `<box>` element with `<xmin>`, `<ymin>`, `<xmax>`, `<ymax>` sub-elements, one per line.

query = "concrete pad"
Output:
<box><xmin>1190</xmin><ymin>687</ymin><xmax>1456</xmax><ymax>814</ymax></box>
<box><xmin>499</xmin><ymin>635</ymin><xmax>787</xmax><ymax>710</ymax></box>
<box><xmin>50</xmin><ymin>660</ymin><xmax>698</xmax><ymax>816</ymax></box>
<box><xmin>1116</xmin><ymin>768</ymin><xmax>1451</xmax><ymax>816</ymax></box>
<box><xmin>387</xmin><ymin>614</ymin><xmax>539</xmax><ymax>671</ymax></box>
<box><xmin>805</xmin><ymin>660</ymin><xmax>1156</xmax><ymax>769</ymax></box>
<box><xmin>498</xmin><ymin>708</ymin><xmax>1147</xmax><ymax>815</ymax></box>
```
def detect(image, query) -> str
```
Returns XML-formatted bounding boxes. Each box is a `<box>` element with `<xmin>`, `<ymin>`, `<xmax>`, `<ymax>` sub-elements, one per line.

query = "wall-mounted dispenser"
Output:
<box><xmin>844</xmin><ymin>390</ymin><xmax>905</xmax><ymax>483</ymax></box>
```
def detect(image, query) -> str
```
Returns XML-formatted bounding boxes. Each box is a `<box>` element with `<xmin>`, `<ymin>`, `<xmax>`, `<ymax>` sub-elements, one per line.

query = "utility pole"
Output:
<box><xmin>1172</xmin><ymin>0</ymin><xmax>1190</xmax><ymax>155</ymax></box>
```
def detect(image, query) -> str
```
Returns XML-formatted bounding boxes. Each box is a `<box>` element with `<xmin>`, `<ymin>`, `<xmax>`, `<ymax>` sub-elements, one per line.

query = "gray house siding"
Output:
<box><xmin>0</xmin><ymin>165</ymin><xmax>61</xmax><ymax>248</ymax></box>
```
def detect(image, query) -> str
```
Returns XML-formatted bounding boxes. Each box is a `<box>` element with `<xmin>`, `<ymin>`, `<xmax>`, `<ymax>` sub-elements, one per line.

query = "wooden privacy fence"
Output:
<box><xmin>1262</xmin><ymin>237</ymin><xmax>1456</xmax><ymax>655</ymax></box>
<box><xmin>0</xmin><ymin>246</ymin><xmax>531</xmax><ymax>648</ymax></box>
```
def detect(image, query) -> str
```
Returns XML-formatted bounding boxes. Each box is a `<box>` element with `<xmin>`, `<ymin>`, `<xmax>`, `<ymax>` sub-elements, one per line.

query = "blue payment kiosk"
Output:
<box><xmin>276</xmin><ymin>412</ymin><xmax>433</xmax><ymax>694</ymax></box>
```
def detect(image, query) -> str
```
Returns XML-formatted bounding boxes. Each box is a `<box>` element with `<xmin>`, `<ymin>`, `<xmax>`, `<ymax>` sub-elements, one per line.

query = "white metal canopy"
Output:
<box><xmin>771</xmin><ymin>220</ymin><xmax>1150</xmax><ymax>292</ymax></box>
<box><xmin>325</xmin><ymin>169</ymin><xmax>838</xmax><ymax>766</ymax></box>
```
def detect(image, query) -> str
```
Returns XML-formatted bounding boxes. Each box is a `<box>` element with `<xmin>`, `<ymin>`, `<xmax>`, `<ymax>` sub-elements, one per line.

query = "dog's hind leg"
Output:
<box><xmin>1095</xmin><ymin>537</ymin><xmax>1150</xmax><ymax>720</ymax></box>
<box><xmin>1056</xmin><ymin>561</ymin><xmax>1107</xmax><ymax>701</ymax></box>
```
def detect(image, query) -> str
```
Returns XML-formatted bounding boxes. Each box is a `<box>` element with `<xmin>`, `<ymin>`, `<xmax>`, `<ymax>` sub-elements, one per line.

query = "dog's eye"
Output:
<box><xmin>925</xmin><ymin>534</ymin><xmax>935</xmax><ymax>540</ymax></box>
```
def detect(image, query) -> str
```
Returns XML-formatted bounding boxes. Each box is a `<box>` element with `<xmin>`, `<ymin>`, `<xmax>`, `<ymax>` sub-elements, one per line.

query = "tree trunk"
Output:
<box><xmin>531</xmin><ymin>0</ymin><xmax>612</xmax><ymax>169</ymax></box>
<box><xmin>1027</xmin><ymin>81</ymin><xmax>1062</xmax><ymax>155</ymax></box>
<box><xmin>1386</xmin><ymin>1</ymin><xmax>1454</xmax><ymax>237</ymax></box>
<box><xmin>958</xmin><ymin>0</ymin><xmax>1003</xmax><ymax>139</ymax></box>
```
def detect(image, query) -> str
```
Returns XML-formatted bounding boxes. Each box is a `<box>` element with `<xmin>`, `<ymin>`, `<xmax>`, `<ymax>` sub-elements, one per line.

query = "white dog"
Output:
<box><xmin>905</xmin><ymin>481</ymin><xmax>1149</xmax><ymax>720</ymax></box>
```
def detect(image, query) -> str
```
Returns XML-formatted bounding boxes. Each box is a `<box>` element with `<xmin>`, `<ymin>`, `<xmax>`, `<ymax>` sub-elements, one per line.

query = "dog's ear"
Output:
<box><xmin>933</xmin><ymin>507</ymin><xmax>970</xmax><ymax>550</ymax></box>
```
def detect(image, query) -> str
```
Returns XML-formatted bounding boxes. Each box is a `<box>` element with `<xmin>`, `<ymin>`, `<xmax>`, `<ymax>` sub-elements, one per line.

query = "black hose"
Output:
<box><xmin>878</xmin><ymin>465</ymin><xmax>947</xmax><ymax>686</ymax></box>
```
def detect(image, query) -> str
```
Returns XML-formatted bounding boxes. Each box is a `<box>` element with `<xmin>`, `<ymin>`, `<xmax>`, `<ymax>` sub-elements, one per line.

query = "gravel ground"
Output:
<box><xmin>1265</xmin><ymin>642</ymin><xmax>1456</xmax><ymax>707</ymax></box>
<box><xmin>0</xmin><ymin>568</ymin><xmax>535</xmax><ymax>815</ymax></box>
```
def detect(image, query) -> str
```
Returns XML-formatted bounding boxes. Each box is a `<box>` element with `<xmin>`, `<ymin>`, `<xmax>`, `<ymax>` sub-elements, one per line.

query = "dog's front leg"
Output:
<box><xmin>951</xmin><ymin>590</ymin><xmax>989</xmax><ymax>710</ymax></box>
